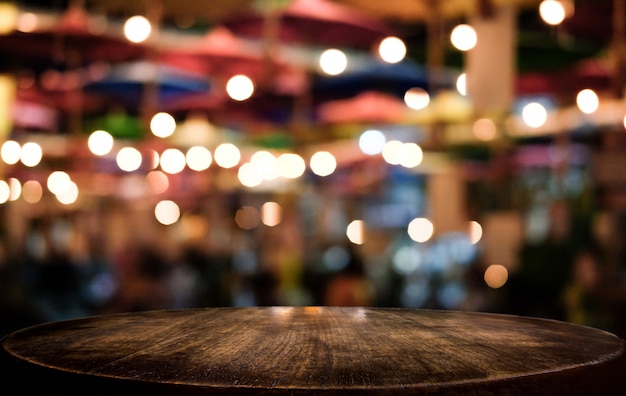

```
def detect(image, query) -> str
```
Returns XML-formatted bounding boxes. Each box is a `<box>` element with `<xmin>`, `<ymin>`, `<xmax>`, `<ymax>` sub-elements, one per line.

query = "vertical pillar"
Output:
<box><xmin>466</xmin><ymin>4</ymin><xmax>516</xmax><ymax>117</ymax></box>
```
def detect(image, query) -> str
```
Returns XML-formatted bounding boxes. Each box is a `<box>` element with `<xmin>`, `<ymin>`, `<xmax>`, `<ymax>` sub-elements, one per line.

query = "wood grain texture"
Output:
<box><xmin>1</xmin><ymin>307</ymin><xmax>625</xmax><ymax>395</ymax></box>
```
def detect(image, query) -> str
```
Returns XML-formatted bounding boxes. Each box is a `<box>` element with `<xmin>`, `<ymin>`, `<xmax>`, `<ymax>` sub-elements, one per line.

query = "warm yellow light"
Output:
<box><xmin>382</xmin><ymin>140</ymin><xmax>404</xmax><ymax>165</ymax></box>
<box><xmin>1</xmin><ymin>140</ymin><xmax>20</xmax><ymax>165</ymax></box>
<box><xmin>226</xmin><ymin>74</ymin><xmax>254</xmax><ymax>101</ymax></box>
<box><xmin>539</xmin><ymin>0</ymin><xmax>566</xmax><ymax>26</ymax></box>
<box><xmin>146</xmin><ymin>170</ymin><xmax>169</xmax><ymax>194</ymax></box>
<box><xmin>0</xmin><ymin>3</ymin><xmax>18</xmax><ymax>34</ymax></box>
<box><xmin>407</xmin><ymin>217</ymin><xmax>434</xmax><ymax>243</ymax></box>
<box><xmin>186</xmin><ymin>146</ymin><xmax>212</xmax><ymax>171</ymax></box>
<box><xmin>22</xmin><ymin>180</ymin><xmax>42</xmax><ymax>203</ymax></box>
<box><xmin>155</xmin><ymin>200</ymin><xmax>180</xmax><ymax>225</ymax></box>
<box><xmin>88</xmin><ymin>130</ymin><xmax>114</xmax><ymax>156</ymax></box>
<box><xmin>214</xmin><ymin>143</ymin><xmax>241</xmax><ymax>168</ymax></box>
<box><xmin>261</xmin><ymin>201</ymin><xmax>282</xmax><ymax>227</ymax></box>
<box><xmin>522</xmin><ymin>102</ymin><xmax>548</xmax><ymax>128</ymax></box>
<box><xmin>277</xmin><ymin>153</ymin><xmax>305</xmax><ymax>179</ymax></box>
<box><xmin>150</xmin><ymin>112</ymin><xmax>177</xmax><ymax>138</ymax></box>
<box><xmin>0</xmin><ymin>180</ymin><xmax>9</xmax><ymax>204</ymax></box>
<box><xmin>378</xmin><ymin>36</ymin><xmax>406</xmax><ymax>64</ymax></box>
<box><xmin>250</xmin><ymin>150</ymin><xmax>278</xmax><ymax>180</ymax></box>
<box><xmin>8</xmin><ymin>178</ymin><xmax>20</xmax><ymax>201</ymax></box>
<box><xmin>450</xmin><ymin>24</ymin><xmax>477</xmax><ymax>51</ymax></box>
<box><xmin>20</xmin><ymin>141</ymin><xmax>42</xmax><ymax>167</ymax></box>
<box><xmin>116</xmin><ymin>146</ymin><xmax>142</xmax><ymax>172</ymax></box>
<box><xmin>310</xmin><ymin>151</ymin><xmax>337</xmax><ymax>177</ymax></box>
<box><xmin>346</xmin><ymin>220</ymin><xmax>365</xmax><ymax>245</ymax></box>
<box><xmin>160</xmin><ymin>148</ymin><xmax>186</xmax><ymax>174</ymax></box>
<box><xmin>124</xmin><ymin>15</ymin><xmax>151</xmax><ymax>43</ymax></box>
<box><xmin>484</xmin><ymin>264</ymin><xmax>509</xmax><ymax>288</ymax></box>
<box><xmin>404</xmin><ymin>87</ymin><xmax>430</xmax><ymax>110</ymax></box>
<box><xmin>319</xmin><ymin>48</ymin><xmax>347</xmax><ymax>76</ymax></box>
<box><xmin>473</xmin><ymin>118</ymin><xmax>497</xmax><ymax>141</ymax></box>
<box><xmin>55</xmin><ymin>181</ymin><xmax>78</xmax><ymax>205</ymax></box>
<box><xmin>47</xmin><ymin>171</ymin><xmax>71</xmax><ymax>194</ymax></box>
<box><xmin>576</xmin><ymin>89</ymin><xmax>599</xmax><ymax>114</ymax></box>
<box><xmin>399</xmin><ymin>142</ymin><xmax>423</xmax><ymax>168</ymax></box>
<box><xmin>238</xmin><ymin>162</ymin><xmax>263</xmax><ymax>187</ymax></box>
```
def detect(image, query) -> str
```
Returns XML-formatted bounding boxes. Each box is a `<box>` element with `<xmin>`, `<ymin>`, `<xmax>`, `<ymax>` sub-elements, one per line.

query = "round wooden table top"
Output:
<box><xmin>2</xmin><ymin>307</ymin><xmax>625</xmax><ymax>395</ymax></box>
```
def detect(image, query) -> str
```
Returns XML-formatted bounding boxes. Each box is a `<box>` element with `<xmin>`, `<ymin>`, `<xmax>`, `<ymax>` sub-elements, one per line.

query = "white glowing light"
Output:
<box><xmin>20</xmin><ymin>142</ymin><xmax>42</xmax><ymax>167</ymax></box>
<box><xmin>124</xmin><ymin>15</ymin><xmax>151</xmax><ymax>43</ymax></box>
<box><xmin>469</xmin><ymin>221</ymin><xmax>483</xmax><ymax>244</ymax></box>
<box><xmin>88</xmin><ymin>130</ymin><xmax>114</xmax><ymax>156</ymax></box>
<box><xmin>359</xmin><ymin>129</ymin><xmax>386</xmax><ymax>155</ymax></box>
<box><xmin>382</xmin><ymin>140</ymin><xmax>404</xmax><ymax>165</ymax></box>
<box><xmin>319</xmin><ymin>48</ymin><xmax>347</xmax><ymax>76</ymax></box>
<box><xmin>155</xmin><ymin>200</ymin><xmax>180</xmax><ymax>225</ymax></box>
<box><xmin>0</xmin><ymin>180</ymin><xmax>9</xmax><ymax>204</ymax></box>
<box><xmin>214</xmin><ymin>143</ymin><xmax>241</xmax><ymax>168</ymax></box>
<box><xmin>456</xmin><ymin>73</ymin><xmax>467</xmax><ymax>96</ymax></box>
<box><xmin>399</xmin><ymin>143</ymin><xmax>423</xmax><ymax>168</ymax></box>
<box><xmin>150</xmin><ymin>112</ymin><xmax>177</xmax><ymax>138</ymax></box>
<box><xmin>277</xmin><ymin>153</ymin><xmax>306</xmax><ymax>179</ymax></box>
<box><xmin>450</xmin><ymin>24</ymin><xmax>477</xmax><ymax>51</ymax></box>
<box><xmin>346</xmin><ymin>220</ymin><xmax>365</xmax><ymax>245</ymax></box>
<box><xmin>378</xmin><ymin>36</ymin><xmax>406</xmax><ymax>64</ymax></box>
<box><xmin>186</xmin><ymin>146</ymin><xmax>212</xmax><ymax>171</ymax></box>
<box><xmin>250</xmin><ymin>150</ymin><xmax>278</xmax><ymax>180</ymax></box>
<box><xmin>238</xmin><ymin>162</ymin><xmax>263</xmax><ymax>187</ymax></box>
<box><xmin>116</xmin><ymin>147</ymin><xmax>142</xmax><ymax>172</ymax></box>
<box><xmin>1</xmin><ymin>140</ymin><xmax>20</xmax><ymax>165</ymax></box>
<box><xmin>47</xmin><ymin>171</ymin><xmax>71</xmax><ymax>194</ymax></box>
<box><xmin>160</xmin><ymin>148</ymin><xmax>186</xmax><ymax>174</ymax></box>
<box><xmin>576</xmin><ymin>89</ymin><xmax>599</xmax><ymax>114</ymax></box>
<box><xmin>8</xmin><ymin>178</ymin><xmax>20</xmax><ymax>201</ymax></box>
<box><xmin>404</xmin><ymin>87</ymin><xmax>430</xmax><ymax>110</ymax></box>
<box><xmin>226</xmin><ymin>74</ymin><xmax>254</xmax><ymax>101</ymax></box>
<box><xmin>522</xmin><ymin>102</ymin><xmax>548</xmax><ymax>128</ymax></box>
<box><xmin>310</xmin><ymin>151</ymin><xmax>337</xmax><ymax>177</ymax></box>
<box><xmin>407</xmin><ymin>217</ymin><xmax>434</xmax><ymax>243</ymax></box>
<box><xmin>55</xmin><ymin>181</ymin><xmax>78</xmax><ymax>205</ymax></box>
<box><xmin>539</xmin><ymin>0</ymin><xmax>566</xmax><ymax>26</ymax></box>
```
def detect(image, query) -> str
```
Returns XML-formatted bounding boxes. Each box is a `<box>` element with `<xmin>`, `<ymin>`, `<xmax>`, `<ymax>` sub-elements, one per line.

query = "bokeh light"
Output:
<box><xmin>1</xmin><ymin>140</ymin><xmax>20</xmax><ymax>165</ymax></box>
<box><xmin>160</xmin><ymin>148</ymin><xmax>186</xmax><ymax>174</ymax></box>
<box><xmin>250</xmin><ymin>150</ymin><xmax>278</xmax><ymax>180</ymax></box>
<box><xmin>55</xmin><ymin>181</ymin><xmax>79</xmax><ymax>205</ymax></box>
<box><xmin>319</xmin><ymin>48</ymin><xmax>347</xmax><ymax>76</ymax></box>
<box><xmin>539</xmin><ymin>0</ymin><xmax>566</xmax><ymax>26</ymax></box>
<box><xmin>359</xmin><ymin>129</ymin><xmax>386</xmax><ymax>155</ymax></box>
<box><xmin>404</xmin><ymin>88</ymin><xmax>430</xmax><ymax>110</ymax></box>
<box><xmin>155</xmin><ymin>200</ymin><xmax>180</xmax><ymax>225</ymax></box>
<box><xmin>469</xmin><ymin>221</ymin><xmax>483</xmax><ymax>244</ymax></box>
<box><xmin>238</xmin><ymin>162</ymin><xmax>263</xmax><ymax>187</ymax></box>
<box><xmin>8</xmin><ymin>178</ymin><xmax>20</xmax><ymax>201</ymax></box>
<box><xmin>522</xmin><ymin>102</ymin><xmax>548</xmax><ymax>128</ymax></box>
<box><xmin>88</xmin><ymin>130</ymin><xmax>114</xmax><ymax>156</ymax></box>
<box><xmin>20</xmin><ymin>142</ymin><xmax>42</xmax><ymax>167</ymax></box>
<box><xmin>450</xmin><ymin>24</ymin><xmax>477</xmax><ymax>51</ymax></box>
<box><xmin>235</xmin><ymin>206</ymin><xmax>260</xmax><ymax>230</ymax></box>
<box><xmin>150</xmin><ymin>112</ymin><xmax>177</xmax><ymax>138</ymax></box>
<box><xmin>186</xmin><ymin>146</ymin><xmax>212</xmax><ymax>171</ymax></box>
<box><xmin>382</xmin><ymin>140</ymin><xmax>404</xmax><ymax>165</ymax></box>
<box><xmin>456</xmin><ymin>73</ymin><xmax>467</xmax><ymax>96</ymax></box>
<box><xmin>124</xmin><ymin>15</ymin><xmax>151</xmax><ymax>43</ymax></box>
<box><xmin>226</xmin><ymin>74</ymin><xmax>254</xmax><ymax>101</ymax></box>
<box><xmin>310</xmin><ymin>151</ymin><xmax>337</xmax><ymax>177</ymax></box>
<box><xmin>22</xmin><ymin>180</ymin><xmax>42</xmax><ymax>203</ymax></box>
<box><xmin>277</xmin><ymin>153</ymin><xmax>306</xmax><ymax>179</ymax></box>
<box><xmin>576</xmin><ymin>89</ymin><xmax>599</xmax><ymax>114</ymax></box>
<box><xmin>473</xmin><ymin>118</ymin><xmax>497</xmax><ymax>141</ymax></box>
<box><xmin>484</xmin><ymin>264</ymin><xmax>509</xmax><ymax>288</ymax></box>
<box><xmin>116</xmin><ymin>147</ymin><xmax>142</xmax><ymax>172</ymax></box>
<box><xmin>346</xmin><ymin>220</ymin><xmax>365</xmax><ymax>245</ymax></box>
<box><xmin>146</xmin><ymin>170</ymin><xmax>169</xmax><ymax>194</ymax></box>
<box><xmin>378</xmin><ymin>36</ymin><xmax>406</xmax><ymax>64</ymax></box>
<box><xmin>214</xmin><ymin>143</ymin><xmax>241</xmax><ymax>168</ymax></box>
<box><xmin>408</xmin><ymin>217</ymin><xmax>434</xmax><ymax>243</ymax></box>
<box><xmin>47</xmin><ymin>171</ymin><xmax>71</xmax><ymax>195</ymax></box>
<box><xmin>399</xmin><ymin>142</ymin><xmax>423</xmax><ymax>168</ymax></box>
<box><xmin>0</xmin><ymin>180</ymin><xmax>9</xmax><ymax>204</ymax></box>
<box><xmin>261</xmin><ymin>201</ymin><xmax>282</xmax><ymax>227</ymax></box>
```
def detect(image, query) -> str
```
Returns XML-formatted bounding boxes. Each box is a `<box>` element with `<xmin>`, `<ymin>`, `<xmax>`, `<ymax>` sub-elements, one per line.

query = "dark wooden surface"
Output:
<box><xmin>2</xmin><ymin>307</ymin><xmax>626</xmax><ymax>395</ymax></box>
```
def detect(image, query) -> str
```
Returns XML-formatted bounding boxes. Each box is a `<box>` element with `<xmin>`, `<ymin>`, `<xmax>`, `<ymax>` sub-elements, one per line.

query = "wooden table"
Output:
<box><xmin>2</xmin><ymin>307</ymin><xmax>625</xmax><ymax>395</ymax></box>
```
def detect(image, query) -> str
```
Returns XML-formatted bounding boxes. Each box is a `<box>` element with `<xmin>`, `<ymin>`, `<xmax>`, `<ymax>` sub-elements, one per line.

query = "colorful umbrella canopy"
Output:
<box><xmin>222</xmin><ymin>0</ymin><xmax>394</xmax><ymax>50</ymax></box>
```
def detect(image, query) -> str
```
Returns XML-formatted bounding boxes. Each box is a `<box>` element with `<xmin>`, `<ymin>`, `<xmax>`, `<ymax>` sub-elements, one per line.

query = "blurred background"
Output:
<box><xmin>1</xmin><ymin>0</ymin><xmax>625</xmax><ymax>339</ymax></box>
